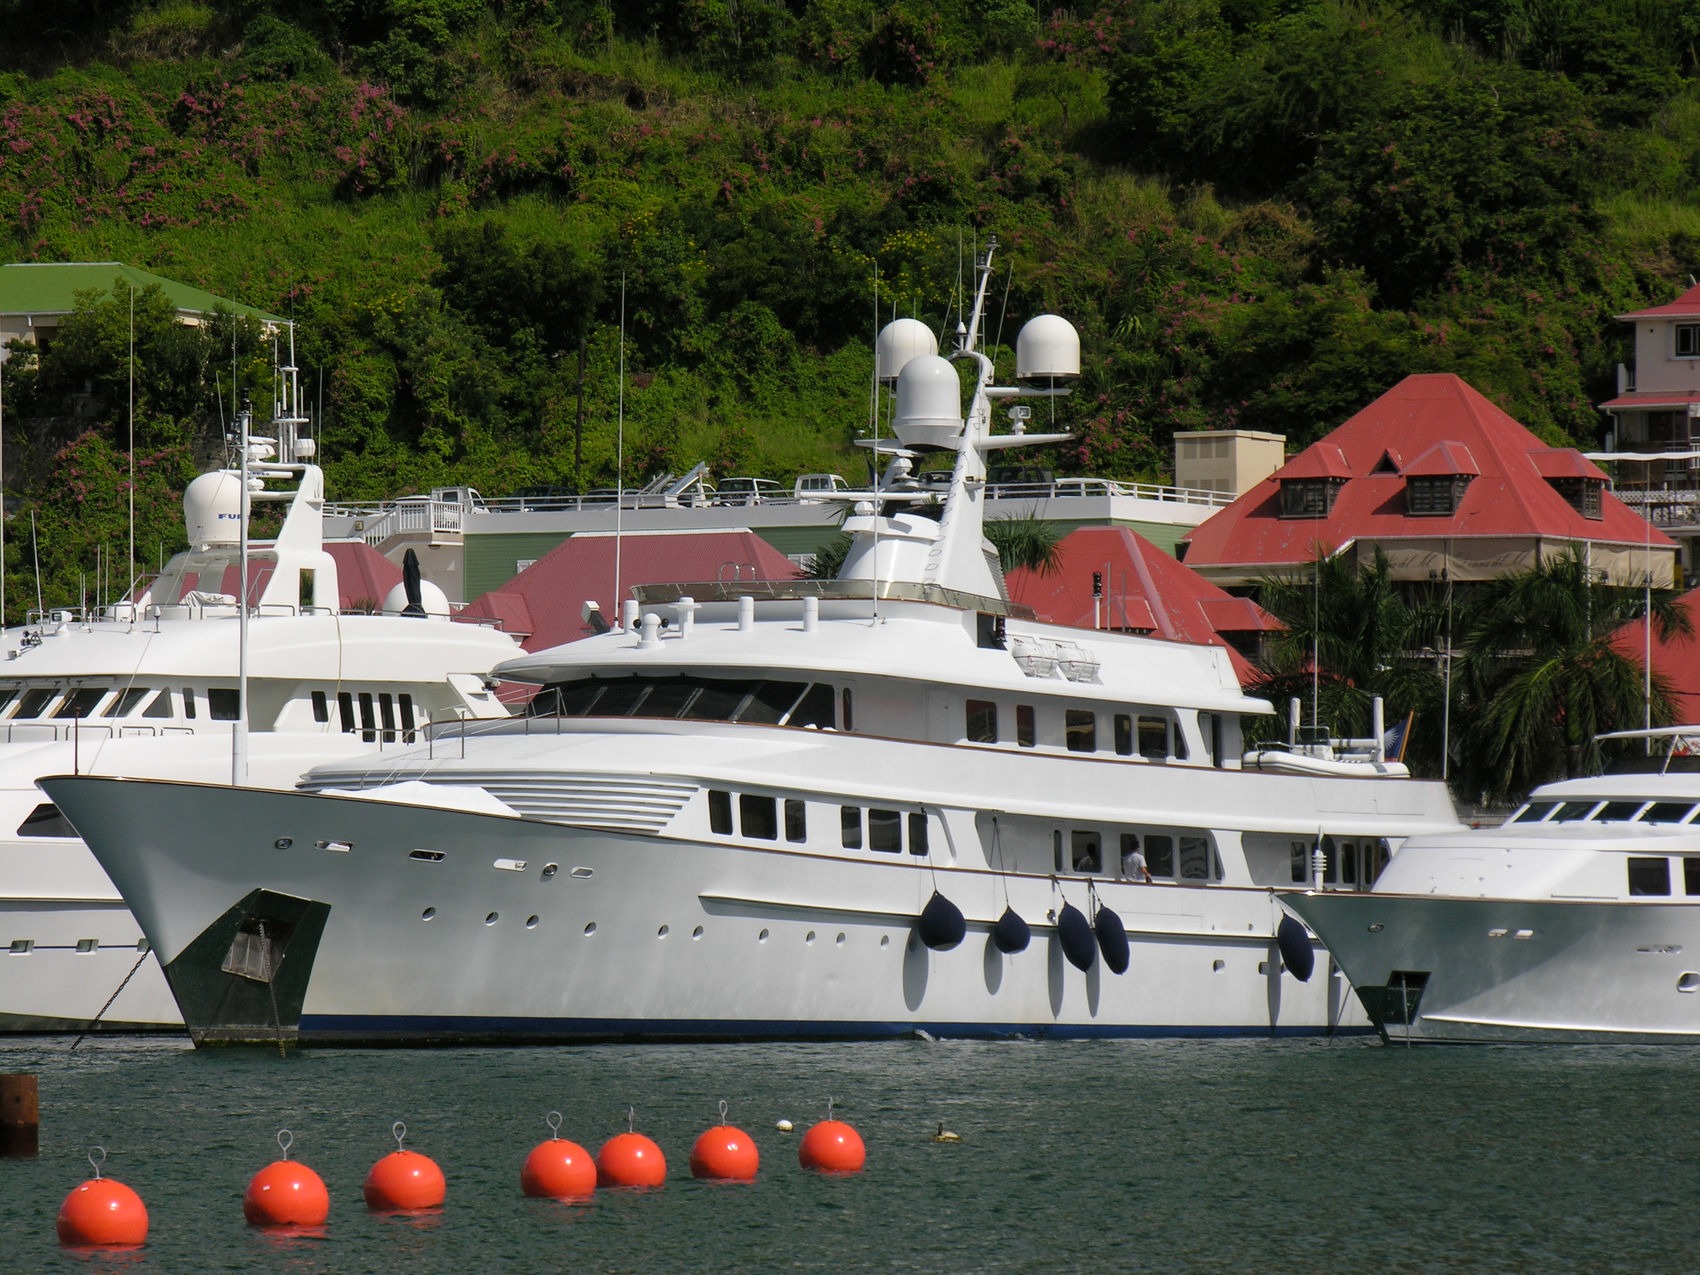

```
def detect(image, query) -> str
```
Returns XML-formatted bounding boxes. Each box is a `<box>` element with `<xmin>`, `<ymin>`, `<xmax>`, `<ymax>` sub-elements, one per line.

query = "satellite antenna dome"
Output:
<box><xmin>876</xmin><ymin>318</ymin><xmax>938</xmax><ymax>384</ymax></box>
<box><xmin>381</xmin><ymin>577</ymin><xmax>450</xmax><ymax>618</ymax></box>
<box><xmin>183</xmin><ymin>470</ymin><xmax>244</xmax><ymax>548</ymax></box>
<box><xmin>1016</xmin><ymin>314</ymin><xmax>1080</xmax><ymax>384</ymax></box>
<box><xmin>892</xmin><ymin>353</ymin><xmax>963</xmax><ymax>450</ymax></box>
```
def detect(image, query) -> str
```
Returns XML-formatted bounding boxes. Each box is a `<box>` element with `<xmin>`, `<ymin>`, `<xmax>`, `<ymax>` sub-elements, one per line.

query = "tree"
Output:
<box><xmin>1457</xmin><ymin>548</ymin><xmax>1691</xmax><ymax>802</ymax></box>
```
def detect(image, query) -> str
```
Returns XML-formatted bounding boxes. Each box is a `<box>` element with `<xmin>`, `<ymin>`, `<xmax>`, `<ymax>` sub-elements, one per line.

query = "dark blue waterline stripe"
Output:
<box><xmin>297</xmin><ymin>1014</ymin><xmax>1368</xmax><ymax>1042</ymax></box>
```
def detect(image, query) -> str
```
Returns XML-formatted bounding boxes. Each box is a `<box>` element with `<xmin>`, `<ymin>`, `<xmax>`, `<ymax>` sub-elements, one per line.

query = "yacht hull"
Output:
<box><xmin>1282</xmin><ymin>890</ymin><xmax>1700</xmax><ymax>1044</ymax></box>
<box><xmin>49</xmin><ymin>775</ymin><xmax>1369</xmax><ymax>1046</ymax></box>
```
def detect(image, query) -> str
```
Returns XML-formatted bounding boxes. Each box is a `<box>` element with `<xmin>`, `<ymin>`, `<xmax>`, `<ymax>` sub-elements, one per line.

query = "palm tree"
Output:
<box><xmin>1457</xmin><ymin>548</ymin><xmax>1691</xmax><ymax>803</ymax></box>
<box><xmin>986</xmin><ymin>513</ymin><xmax>1064</xmax><ymax>576</ymax></box>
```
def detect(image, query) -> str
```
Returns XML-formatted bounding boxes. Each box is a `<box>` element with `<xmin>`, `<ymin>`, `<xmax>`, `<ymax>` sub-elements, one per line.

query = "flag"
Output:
<box><xmin>1382</xmin><ymin>710</ymin><xmax>1414</xmax><ymax>763</ymax></box>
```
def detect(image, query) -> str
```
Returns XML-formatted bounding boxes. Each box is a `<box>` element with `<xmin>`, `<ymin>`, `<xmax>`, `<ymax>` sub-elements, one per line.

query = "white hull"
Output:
<box><xmin>46</xmin><ymin>773</ymin><xmax>1375</xmax><ymax>1043</ymax></box>
<box><xmin>1283</xmin><ymin>890</ymin><xmax>1700</xmax><ymax>1044</ymax></box>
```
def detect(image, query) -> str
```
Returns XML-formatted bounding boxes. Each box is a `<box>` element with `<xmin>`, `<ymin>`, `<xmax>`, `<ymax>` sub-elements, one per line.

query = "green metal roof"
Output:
<box><xmin>0</xmin><ymin>262</ymin><xmax>283</xmax><ymax>324</ymax></box>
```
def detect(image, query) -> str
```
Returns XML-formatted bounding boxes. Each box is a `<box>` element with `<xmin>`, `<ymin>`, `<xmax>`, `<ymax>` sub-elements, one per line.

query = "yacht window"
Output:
<box><xmin>908</xmin><ymin>812</ymin><xmax>928</xmax><ymax>856</ymax></box>
<box><xmin>740</xmin><ymin>794</ymin><xmax>778</xmax><ymax>840</ymax></box>
<box><xmin>596</xmin><ymin>680</ymin><xmax>649</xmax><ymax>716</ymax></box>
<box><xmin>966</xmin><ymin>700</ymin><xmax>997</xmax><ymax>744</ymax></box>
<box><xmin>868</xmin><ymin>809</ymin><xmax>902</xmax><ymax>853</ymax></box>
<box><xmin>1595</xmin><ymin>801</ymin><xmax>1646</xmax><ymax>822</ymax></box>
<box><xmin>1685</xmin><ymin>858</ymin><xmax>1700</xmax><ymax>895</ymax></box>
<box><xmin>18</xmin><ymin>803</ymin><xmax>77</xmax><ymax>838</ymax></box>
<box><xmin>641</xmin><ymin>679</ymin><xmax>698</xmax><ymax>719</ymax></box>
<box><xmin>1017</xmin><ymin>705</ymin><xmax>1035</xmax><ymax>748</ymax></box>
<box><xmin>379</xmin><ymin>694</ymin><xmax>398</xmax><ymax>740</ymax></box>
<box><xmin>0</xmin><ymin>688</ymin><xmax>16</xmax><ymax>715</ymax></box>
<box><xmin>742</xmin><ymin>681</ymin><xmax>807</xmax><ymax>725</ymax></box>
<box><xmin>1511</xmin><ymin>801</ymin><xmax>1558</xmax><ymax>823</ymax></box>
<box><xmin>686</xmin><ymin>682</ymin><xmax>745</xmax><ymax>721</ymax></box>
<box><xmin>1121</xmin><ymin>833</ymin><xmax>1142</xmax><ymax>877</ymax></box>
<box><xmin>399</xmin><ymin>694</ymin><xmax>417</xmax><ymax>741</ymax></box>
<box><xmin>1147</xmin><ymin>834</ymin><xmax>1175</xmax><ymax>878</ymax></box>
<box><xmin>1551</xmin><ymin>801</ymin><xmax>1599</xmax><ymax>822</ymax></box>
<box><xmin>358</xmin><ymin>692</ymin><xmax>377</xmax><ymax>742</ymax></box>
<box><xmin>1138</xmin><ymin>715</ymin><xmax>1169</xmax><ymax>759</ymax></box>
<box><xmin>182</xmin><ymin>688</ymin><xmax>197</xmax><ymax>720</ymax></box>
<box><xmin>1071</xmin><ymin>831</ymin><xmax>1102</xmax><ymax>873</ymax></box>
<box><xmin>1639</xmin><ymin>802</ymin><xmax>1696</xmax><ymax>824</ymax></box>
<box><xmin>1113</xmin><ymin>715</ymin><xmax>1133</xmax><ymax>756</ymax></box>
<box><xmin>785</xmin><ymin>799</ymin><xmax>806</xmax><ymax>843</ymax></box>
<box><xmin>556</xmin><ymin>682</ymin><xmax>607</xmax><ymax>715</ymax></box>
<box><xmin>208</xmin><ymin>689</ymin><xmax>240</xmax><ymax>721</ymax></box>
<box><xmin>1629</xmin><ymin>857</ymin><xmax>1671</xmax><ymax>896</ymax></box>
<box><xmin>708</xmin><ymin>790</ymin><xmax>733</xmax><ymax>836</ymax></box>
<box><xmin>840</xmin><ymin>806</ymin><xmax>863</xmax><ymax>849</ymax></box>
<box><xmin>1339</xmin><ymin>838</ymin><xmax>1359</xmax><ymax>885</ymax></box>
<box><xmin>841</xmin><ymin>688</ymin><xmax>854</xmax><ymax>732</ymax></box>
<box><xmin>1172</xmin><ymin>727</ymin><xmax>1190</xmax><ymax>761</ymax></box>
<box><xmin>1053</xmin><ymin>829</ymin><xmax>1064</xmax><ymax>873</ymax></box>
<box><xmin>54</xmin><ymin>688</ymin><xmax>106</xmax><ymax>719</ymax></box>
<box><xmin>337</xmin><ymin>692</ymin><xmax>357</xmax><ymax>733</ymax></box>
<box><xmin>1179</xmin><ymin>835</ymin><xmax>1213</xmax><ymax>881</ymax></box>
<box><xmin>788</xmin><ymin>683</ymin><xmax>835</xmax><ymax>729</ymax></box>
<box><xmin>1065</xmin><ymin>710</ymin><xmax>1096</xmax><ymax>753</ymax></box>
<box><xmin>1290</xmin><ymin>839</ymin><xmax>1310</xmax><ymax>883</ymax></box>
<box><xmin>143</xmin><ymin>690</ymin><xmax>172</xmax><ymax>719</ymax></box>
<box><xmin>104</xmin><ymin>687</ymin><xmax>151</xmax><ymax>717</ymax></box>
<box><xmin>311</xmin><ymin>691</ymin><xmax>330</xmax><ymax>723</ymax></box>
<box><xmin>14</xmin><ymin>689</ymin><xmax>57</xmax><ymax>718</ymax></box>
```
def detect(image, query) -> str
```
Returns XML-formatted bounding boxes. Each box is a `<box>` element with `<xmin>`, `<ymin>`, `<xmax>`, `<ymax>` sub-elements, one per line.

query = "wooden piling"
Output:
<box><xmin>0</xmin><ymin>1073</ymin><xmax>39</xmax><ymax>1156</ymax></box>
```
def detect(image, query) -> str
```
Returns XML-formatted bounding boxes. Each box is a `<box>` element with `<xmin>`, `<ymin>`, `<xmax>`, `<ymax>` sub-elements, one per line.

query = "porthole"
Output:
<box><xmin>584</xmin><ymin>922</ymin><xmax>597</xmax><ymax>937</ymax></box>
<box><xmin>274</xmin><ymin>837</ymin><xmax>293</xmax><ymax>850</ymax></box>
<box><xmin>692</xmin><ymin>926</ymin><xmax>704</xmax><ymax>941</ymax></box>
<box><xmin>484</xmin><ymin>912</ymin><xmax>499</xmax><ymax>926</ymax></box>
<box><xmin>1680</xmin><ymin>972</ymin><xmax>1700</xmax><ymax>993</ymax></box>
<box><xmin>758</xmin><ymin>928</ymin><xmax>770</xmax><ymax>944</ymax></box>
<box><xmin>541</xmin><ymin>863</ymin><xmax>558</xmax><ymax>879</ymax></box>
<box><xmin>836</xmin><ymin>933</ymin><xmax>846</xmax><ymax>947</ymax></box>
<box><xmin>805</xmin><ymin>930</ymin><xmax>816</xmax><ymax>945</ymax></box>
<box><xmin>525</xmin><ymin>915</ymin><xmax>540</xmax><ymax>930</ymax></box>
<box><xmin>1212</xmin><ymin>959</ymin><xmax>1225</xmax><ymax>972</ymax></box>
<box><xmin>421</xmin><ymin>907</ymin><xmax>436</xmax><ymax>921</ymax></box>
<box><xmin>879</xmin><ymin>935</ymin><xmax>890</xmax><ymax>949</ymax></box>
<box><xmin>657</xmin><ymin>924</ymin><xmax>670</xmax><ymax>939</ymax></box>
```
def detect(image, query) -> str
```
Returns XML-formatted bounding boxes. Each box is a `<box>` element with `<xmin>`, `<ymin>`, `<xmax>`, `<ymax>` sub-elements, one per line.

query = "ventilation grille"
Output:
<box><xmin>302</xmin><ymin>773</ymin><xmax>696</xmax><ymax>834</ymax></box>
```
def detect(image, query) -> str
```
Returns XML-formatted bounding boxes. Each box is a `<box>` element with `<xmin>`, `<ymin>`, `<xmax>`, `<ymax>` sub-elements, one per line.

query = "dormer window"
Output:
<box><xmin>1678</xmin><ymin>325</ymin><xmax>1700</xmax><ymax>358</ymax></box>
<box><xmin>1406</xmin><ymin>474</ymin><xmax>1472</xmax><ymax>516</ymax></box>
<box><xmin>1279</xmin><ymin>477</ymin><xmax>1343</xmax><ymax>518</ymax></box>
<box><xmin>1550</xmin><ymin>477</ymin><xmax>1604</xmax><ymax>519</ymax></box>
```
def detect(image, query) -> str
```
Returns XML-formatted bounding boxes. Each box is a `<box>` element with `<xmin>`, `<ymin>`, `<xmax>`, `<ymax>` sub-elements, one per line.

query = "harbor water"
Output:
<box><xmin>2</xmin><ymin>1034</ymin><xmax>1695</xmax><ymax>1272</ymax></box>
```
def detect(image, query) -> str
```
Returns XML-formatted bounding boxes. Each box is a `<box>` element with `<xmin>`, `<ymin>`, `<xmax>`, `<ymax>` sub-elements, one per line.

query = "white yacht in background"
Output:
<box><xmin>1282</xmin><ymin>728</ymin><xmax>1700</xmax><ymax>1044</ymax></box>
<box><xmin>1</xmin><ymin>378</ymin><xmax>521</xmax><ymax>1032</ymax></box>
<box><xmin>46</xmin><ymin>239</ymin><xmax>1463</xmax><ymax>1047</ymax></box>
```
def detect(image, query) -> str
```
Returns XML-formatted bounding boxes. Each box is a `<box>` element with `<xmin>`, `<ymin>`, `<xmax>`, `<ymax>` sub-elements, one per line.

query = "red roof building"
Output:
<box><xmin>1610</xmin><ymin>587</ymin><xmax>1700</xmax><ymax>725</ymax></box>
<box><xmin>1181</xmin><ymin>373</ymin><xmax>1676</xmax><ymax>588</ymax></box>
<box><xmin>459</xmin><ymin>529</ymin><xmax>801</xmax><ymax>651</ymax></box>
<box><xmin>1006</xmin><ymin>526</ymin><xmax>1281</xmax><ymax>683</ymax></box>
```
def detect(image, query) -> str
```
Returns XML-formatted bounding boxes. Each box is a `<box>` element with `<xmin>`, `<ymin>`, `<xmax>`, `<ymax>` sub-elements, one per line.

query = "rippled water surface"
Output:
<box><xmin>2</xmin><ymin>1034</ymin><xmax>1696</xmax><ymax>1272</ymax></box>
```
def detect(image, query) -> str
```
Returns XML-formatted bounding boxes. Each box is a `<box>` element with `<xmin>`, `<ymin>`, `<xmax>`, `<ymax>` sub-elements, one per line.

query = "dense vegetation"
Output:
<box><xmin>3</xmin><ymin>0</ymin><xmax>1700</xmax><ymax>793</ymax></box>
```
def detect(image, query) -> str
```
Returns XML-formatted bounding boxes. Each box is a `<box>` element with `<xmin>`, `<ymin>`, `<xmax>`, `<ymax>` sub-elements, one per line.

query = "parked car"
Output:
<box><xmin>715</xmin><ymin>477</ymin><xmax>783</xmax><ymax>506</ymax></box>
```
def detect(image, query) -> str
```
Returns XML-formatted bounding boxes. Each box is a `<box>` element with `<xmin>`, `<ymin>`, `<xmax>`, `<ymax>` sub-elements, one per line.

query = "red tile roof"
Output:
<box><xmin>1182</xmin><ymin>373</ymin><xmax>1672</xmax><ymax>571</ymax></box>
<box><xmin>1006</xmin><ymin>526</ymin><xmax>1280</xmax><ymax>683</ymax></box>
<box><xmin>1617</xmin><ymin>283</ymin><xmax>1700</xmax><ymax>321</ymax></box>
<box><xmin>1610</xmin><ymin>589</ymin><xmax>1700</xmax><ymax>723</ymax></box>
<box><xmin>460</xmin><ymin>529</ymin><xmax>801</xmax><ymax>651</ymax></box>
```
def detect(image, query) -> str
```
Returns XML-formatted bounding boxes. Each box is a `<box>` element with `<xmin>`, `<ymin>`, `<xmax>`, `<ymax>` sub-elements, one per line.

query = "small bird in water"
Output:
<box><xmin>930</xmin><ymin>1121</ymin><xmax>961</xmax><ymax>1143</ymax></box>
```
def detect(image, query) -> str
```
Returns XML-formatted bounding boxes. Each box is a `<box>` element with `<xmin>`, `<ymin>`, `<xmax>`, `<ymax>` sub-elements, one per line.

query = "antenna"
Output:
<box><xmin>233</xmin><ymin>392</ymin><xmax>252</xmax><ymax>786</ymax></box>
<box><xmin>128</xmin><ymin>283</ymin><xmax>135</xmax><ymax>613</ymax></box>
<box><xmin>613</xmin><ymin>274</ymin><xmax>625</xmax><ymax>626</ymax></box>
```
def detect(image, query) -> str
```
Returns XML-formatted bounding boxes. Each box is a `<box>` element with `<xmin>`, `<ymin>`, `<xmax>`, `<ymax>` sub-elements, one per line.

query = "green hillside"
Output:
<box><xmin>2</xmin><ymin>0</ymin><xmax>1699</xmax><ymax>609</ymax></box>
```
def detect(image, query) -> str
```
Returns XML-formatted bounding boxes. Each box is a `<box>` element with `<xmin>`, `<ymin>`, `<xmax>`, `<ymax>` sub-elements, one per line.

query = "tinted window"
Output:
<box><xmin>1511</xmin><ymin>801</ymin><xmax>1558</xmax><ymax>824</ymax></box>
<box><xmin>708</xmin><ymin>790</ymin><xmax>733</xmax><ymax>835</ymax></box>
<box><xmin>1640</xmin><ymin>802</ymin><xmax>1695</xmax><ymax>824</ymax></box>
<box><xmin>1552</xmin><ymin>801</ymin><xmax>1598</xmax><ymax>822</ymax></box>
<box><xmin>785</xmin><ymin>799</ymin><xmax>806</xmax><ymax>843</ymax></box>
<box><xmin>208</xmin><ymin>689</ymin><xmax>240</xmax><ymax>721</ymax></box>
<box><xmin>1629</xmin><ymin>857</ymin><xmax>1671</xmax><ymax>896</ymax></box>
<box><xmin>908</xmin><ymin>812</ymin><xmax>928</xmax><ymax>856</ymax></box>
<box><xmin>1016</xmin><ymin>705</ymin><xmax>1035</xmax><ymax>748</ymax></box>
<box><xmin>1113</xmin><ymin>715</ymin><xmax>1133</xmax><ymax>756</ymax></box>
<box><xmin>789</xmin><ymin>683</ymin><xmax>835</xmax><ymax>728</ymax></box>
<box><xmin>1065</xmin><ymin>710</ymin><xmax>1095</xmax><ymax>753</ymax></box>
<box><xmin>868</xmin><ymin>809</ymin><xmax>902</xmax><ymax>853</ymax></box>
<box><xmin>966</xmin><ymin>700</ymin><xmax>997</xmax><ymax>744</ymax></box>
<box><xmin>840</xmin><ymin>806</ymin><xmax>862</xmax><ymax>849</ymax></box>
<box><xmin>55</xmin><ymin>689</ymin><xmax>106</xmax><ymax>719</ymax></box>
<box><xmin>1596</xmin><ymin>801</ymin><xmax>1645</xmax><ymax>822</ymax></box>
<box><xmin>740</xmin><ymin>794</ymin><xmax>778</xmax><ymax>840</ymax></box>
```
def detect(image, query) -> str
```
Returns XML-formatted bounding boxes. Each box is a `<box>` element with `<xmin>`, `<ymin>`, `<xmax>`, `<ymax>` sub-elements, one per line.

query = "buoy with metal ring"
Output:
<box><xmin>1056</xmin><ymin>900</ymin><xmax>1097</xmax><ymax>971</ymax></box>
<box><xmin>244</xmin><ymin>1130</ymin><xmax>329</xmax><ymax>1228</ymax></box>
<box><xmin>1277</xmin><ymin>913</ymin><xmax>1316</xmax><ymax>982</ymax></box>
<box><xmin>596</xmin><ymin>1107</ymin><xmax>667</xmax><ymax>1189</ymax></box>
<box><xmin>57</xmin><ymin>1147</ymin><xmax>148</xmax><ymax>1249</ymax></box>
<box><xmin>363</xmin><ymin>1121</ymin><xmax>445</xmax><ymax>1212</ymax></box>
<box><xmin>690</xmin><ymin>1100</ymin><xmax>759</xmax><ymax>1181</ymax></box>
<box><xmin>520</xmin><ymin>1111</ymin><xmax>597</xmax><ymax>1201</ymax></box>
<box><xmin>798</xmin><ymin>1099</ymin><xmax>865</xmax><ymax>1174</ymax></box>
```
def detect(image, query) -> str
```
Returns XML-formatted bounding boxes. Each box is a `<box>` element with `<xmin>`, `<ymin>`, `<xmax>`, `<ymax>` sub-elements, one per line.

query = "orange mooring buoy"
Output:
<box><xmin>689</xmin><ymin>1100</ymin><xmax>759</xmax><ymax>1182</ymax></box>
<box><xmin>244</xmin><ymin>1130</ymin><xmax>330</xmax><ymax>1228</ymax></box>
<box><xmin>363</xmin><ymin>1121</ymin><xmax>445</xmax><ymax>1212</ymax></box>
<box><xmin>596</xmin><ymin>1107</ymin><xmax>666</xmax><ymax>1189</ymax></box>
<box><xmin>57</xmin><ymin>1147</ymin><xmax>148</xmax><ymax>1248</ymax></box>
<box><xmin>521</xmin><ymin>1111</ymin><xmax>597</xmax><ymax>1201</ymax></box>
<box><xmin>798</xmin><ymin>1099</ymin><xmax>866</xmax><ymax>1174</ymax></box>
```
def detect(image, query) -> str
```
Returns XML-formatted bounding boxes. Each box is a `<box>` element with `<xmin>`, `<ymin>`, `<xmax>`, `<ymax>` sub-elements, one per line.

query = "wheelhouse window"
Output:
<box><xmin>966</xmin><ymin>700</ymin><xmax>997</xmax><ymax>744</ymax></box>
<box><xmin>1065</xmin><ymin>710</ymin><xmax>1096</xmax><ymax>753</ymax></box>
<box><xmin>1629</xmin><ymin>856</ymin><xmax>1671</xmax><ymax>896</ymax></box>
<box><xmin>1596</xmin><ymin>801</ymin><xmax>1646</xmax><ymax>822</ymax></box>
<box><xmin>14</xmin><ymin>689</ymin><xmax>57</xmax><ymax>718</ymax></box>
<box><xmin>1641</xmin><ymin>802</ymin><xmax>1697</xmax><ymax>824</ymax></box>
<box><xmin>54</xmin><ymin>688</ymin><xmax>106</xmax><ymax>719</ymax></box>
<box><xmin>526</xmin><ymin>675</ymin><xmax>839</xmax><ymax>729</ymax></box>
<box><xmin>1511</xmin><ymin>801</ymin><xmax>1557</xmax><ymax>824</ymax></box>
<box><xmin>1016</xmin><ymin>705</ymin><xmax>1035</xmax><ymax>748</ymax></box>
<box><xmin>104</xmin><ymin>687</ymin><xmax>151</xmax><ymax>718</ymax></box>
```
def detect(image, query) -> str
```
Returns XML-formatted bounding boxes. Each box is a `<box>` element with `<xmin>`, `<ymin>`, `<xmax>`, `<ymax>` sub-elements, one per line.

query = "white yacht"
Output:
<box><xmin>1</xmin><ymin>376</ymin><xmax>521</xmax><ymax>1032</ymax></box>
<box><xmin>1281</xmin><ymin>728</ymin><xmax>1700</xmax><ymax>1044</ymax></box>
<box><xmin>44</xmin><ymin>240</ymin><xmax>1462</xmax><ymax>1046</ymax></box>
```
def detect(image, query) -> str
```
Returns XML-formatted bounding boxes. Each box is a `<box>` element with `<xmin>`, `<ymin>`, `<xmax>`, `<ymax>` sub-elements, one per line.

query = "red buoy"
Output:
<box><xmin>364</xmin><ymin>1121</ymin><xmax>445</xmax><ymax>1212</ymax></box>
<box><xmin>690</xmin><ymin>1101</ymin><xmax>759</xmax><ymax>1182</ymax></box>
<box><xmin>521</xmin><ymin>1111</ymin><xmax>597</xmax><ymax>1200</ymax></box>
<box><xmin>57</xmin><ymin>1148</ymin><xmax>148</xmax><ymax>1248</ymax></box>
<box><xmin>799</xmin><ymin>1100</ymin><xmax>865</xmax><ymax>1174</ymax></box>
<box><xmin>596</xmin><ymin>1108</ymin><xmax>666</xmax><ymax>1189</ymax></box>
<box><xmin>245</xmin><ymin>1130</ymin><xmax>330</xmax><ymax>1228</ymax></box>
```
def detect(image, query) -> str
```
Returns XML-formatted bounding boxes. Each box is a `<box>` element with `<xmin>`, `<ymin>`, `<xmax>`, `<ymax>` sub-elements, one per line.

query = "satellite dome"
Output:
<box><xmin>1016</xmin><ymin>314</ymin><xmax>1080</xmax><ymax>384</ymax></box>
<box><xmin>381</xmin><ymin>578</ymin><xmax>450</xmax><ymax>618</ymax></box>
<box><xmin>892</xmin><ymin>354</ymin><xmax>963</xmax><ymax>450</ymax></box>
<box><xmin>183</xmin><ymin>471</ymin><xmax>244</xmax><ymax>548</ymax></box>
<box><xmin>876</xmin><ymin>318</ymin><xmax>938</xmax><ymax>384</ymax></box>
